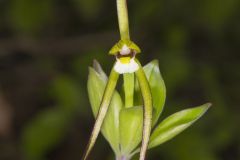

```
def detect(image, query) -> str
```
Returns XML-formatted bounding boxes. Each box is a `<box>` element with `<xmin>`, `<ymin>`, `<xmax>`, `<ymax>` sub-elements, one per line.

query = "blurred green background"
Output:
<box><xmin>0</xmin><ymin>0</ymin><xmax>239</xmax><ymax>159</ymax></box>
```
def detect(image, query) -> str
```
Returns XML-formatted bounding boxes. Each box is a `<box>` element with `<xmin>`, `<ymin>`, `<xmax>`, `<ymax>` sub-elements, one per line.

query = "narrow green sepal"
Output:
<box><xmin>135</xmin><ymin>60</ymin><xmax>166</xmax><ymax>126</ymax></box>
<box><xmin>135</xmin><ymin>60</ymin><xmax>153</xmax><ymax>160</ymax></box>
<box><xmin>87</xmin><ymin>61</ymin><xmax>122</xmax><ymax>154</ymax></box>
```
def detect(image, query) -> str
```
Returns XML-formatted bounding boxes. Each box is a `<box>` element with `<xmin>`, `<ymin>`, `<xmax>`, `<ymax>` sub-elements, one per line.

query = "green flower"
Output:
<box><xmin>87</xmin><ymin>60</ymin><xmax>210</xmax><ymax>160</ymax></box>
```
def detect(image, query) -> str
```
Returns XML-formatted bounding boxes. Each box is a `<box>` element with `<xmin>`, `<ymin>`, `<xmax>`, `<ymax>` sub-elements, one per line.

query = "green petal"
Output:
<box><xmin>109</xmin><ymin>43</ymin><xmax>121</xmax><ymax>55</ymax></box>
<box><xmin>109</xmin><ymin>40</ymin><xmax>141</xmax><ymax>55</ymax></box>
<box><xmin>128</xmin><ymin>41</ymin><xmax>141</xmax><ymax>53</ymax></box>
<box><xmin>119</xmin><ymin>106</ymin><xmax>143</xmax><ymax>155</ymax></box>
<box><xmin>149</xmin><ymin>103</ymin><xmax>211</xmax><ymax>149</ymax></box>
<box><xmin>135</xmin><ymin>59</ymin><xmax>166</xmax><ymax>126</ymax></box>
<box><xmin>87</xmin><ymin>62</ymin><xmax>122</xmax><ymax>154</ymax></box>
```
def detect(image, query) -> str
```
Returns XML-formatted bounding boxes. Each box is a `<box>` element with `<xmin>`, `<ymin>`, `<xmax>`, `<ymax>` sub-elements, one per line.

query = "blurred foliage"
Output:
<box><xmin>72</xmin><ymin>0</ymin><xmax>103</xmax><ymax>19</ymax></box>
<box><xmin>22</xmin><ymin>76</ymin><xmax>84</xmax><ymax>160</ymax></box>
<box><xmin>0</xmin><ymin>0</ymin><xmax>239</xmax><ymax>160</ymax></box>
<box><xmin>9</xmin><ymin>0</ymin><xmax>54</xmax><ymax>34</ymax></box>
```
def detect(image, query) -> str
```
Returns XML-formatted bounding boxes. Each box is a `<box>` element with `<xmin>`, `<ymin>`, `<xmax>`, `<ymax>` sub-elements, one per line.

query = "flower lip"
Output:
<box><xmin>114</xmin><ymin>57</ymin><xmax>139</xmax><ymax>74</ymax></box>
<box><xmin>114</xmin><ymin>50</ymin><xmax>139</xmax><ymax>74</ymax></box>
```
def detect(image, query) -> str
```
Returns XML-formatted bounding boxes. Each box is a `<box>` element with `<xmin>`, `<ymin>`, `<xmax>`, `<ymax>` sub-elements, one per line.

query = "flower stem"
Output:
<box><xmin>117</xmin><ymin>0</ymin><xmax>130</xmax><ymax>40</ymax></box>
<box><xmin>123</xmin><ymin>73</ymin><xmax>134</xmax><ymax>108</ymax></box>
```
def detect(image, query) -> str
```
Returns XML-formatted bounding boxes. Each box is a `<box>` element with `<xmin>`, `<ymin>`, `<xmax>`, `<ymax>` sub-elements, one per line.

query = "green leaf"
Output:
<box><xmin>21</xmin><ymin>109</ymin><xmax>70</xmax><ymax>160</ymax></box>
<box><xmin>87</xmin><ymin>62</ymin><xmax>122</xmax><ymax>154</ymax></box>
<box><xmin>119</xmin><ymin>106</ymin><xmax>143</xmax><ymax>155</ymax></box>
<box><xmin>135</xmin><ymin>60</ymin><xmax>166</xmax><ymax>126</ymax></box>
<box><xmin>149</xmin><ymin>103</ymin><xmax>211</xmax><ymax>149</ymax></box>
<box><xmin>93</xmin><ymin>59</ymin><xmax>107</xmax><ymax>81</ymax></box>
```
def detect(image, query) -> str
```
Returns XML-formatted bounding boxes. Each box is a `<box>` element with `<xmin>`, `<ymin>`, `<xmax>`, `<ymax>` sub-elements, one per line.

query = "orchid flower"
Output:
<box><xmin>82</xmin><ymin>0</ymin><xmax>210</xmax><ymax>160</ymax></box>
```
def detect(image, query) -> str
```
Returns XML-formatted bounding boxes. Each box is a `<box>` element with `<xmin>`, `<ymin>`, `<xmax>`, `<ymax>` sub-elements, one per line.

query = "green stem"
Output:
<box><xmin>82</xmin><ymin>68</ymin><xmax>119</xmax><ymax>160</ymax></box>
<box><xmin>123</xmin><ymin>73</ymin><xmax>134</xmax><ymax>108</ymax></box>
<box><xmin>117</xmin><ymin>0</ymin><xmax>130</xmax><ymax>40</ymax></box>
<box><xmin>135</xmin><ymin>61</ymin><xmax>153</xmax><ymax>160</ymax></box>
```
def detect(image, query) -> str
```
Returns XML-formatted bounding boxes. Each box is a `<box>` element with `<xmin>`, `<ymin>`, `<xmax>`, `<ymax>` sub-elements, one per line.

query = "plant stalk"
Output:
<box><xmin>117</xmin><ymin>0</ymin><xmax>130</xmax><ymax>40</ymax></box>
<box><xmin>123</xmin><ymin>73</ymin><xmax>134</xmax><ymax>108</ymax></box>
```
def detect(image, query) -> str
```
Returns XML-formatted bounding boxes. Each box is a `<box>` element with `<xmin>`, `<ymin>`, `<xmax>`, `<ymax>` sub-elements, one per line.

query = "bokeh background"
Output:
<box><xmin>0</xmin><ymin>0</ymin><xmax>239</xmax><ymax>159</ymax></box>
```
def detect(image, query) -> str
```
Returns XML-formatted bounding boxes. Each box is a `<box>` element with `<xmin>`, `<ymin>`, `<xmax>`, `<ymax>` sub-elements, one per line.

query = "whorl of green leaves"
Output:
<box><xmin>87</xmin><ymin>60</ymin><xmax>210</xmax><ymax>159</ymax></box>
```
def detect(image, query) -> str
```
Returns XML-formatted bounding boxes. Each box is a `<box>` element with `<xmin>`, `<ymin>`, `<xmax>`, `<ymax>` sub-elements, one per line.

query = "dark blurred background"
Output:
<box><xmin>0</xmin><ymin>0</ymin><xmax>239</xmax><ymax>159</ymax></box>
